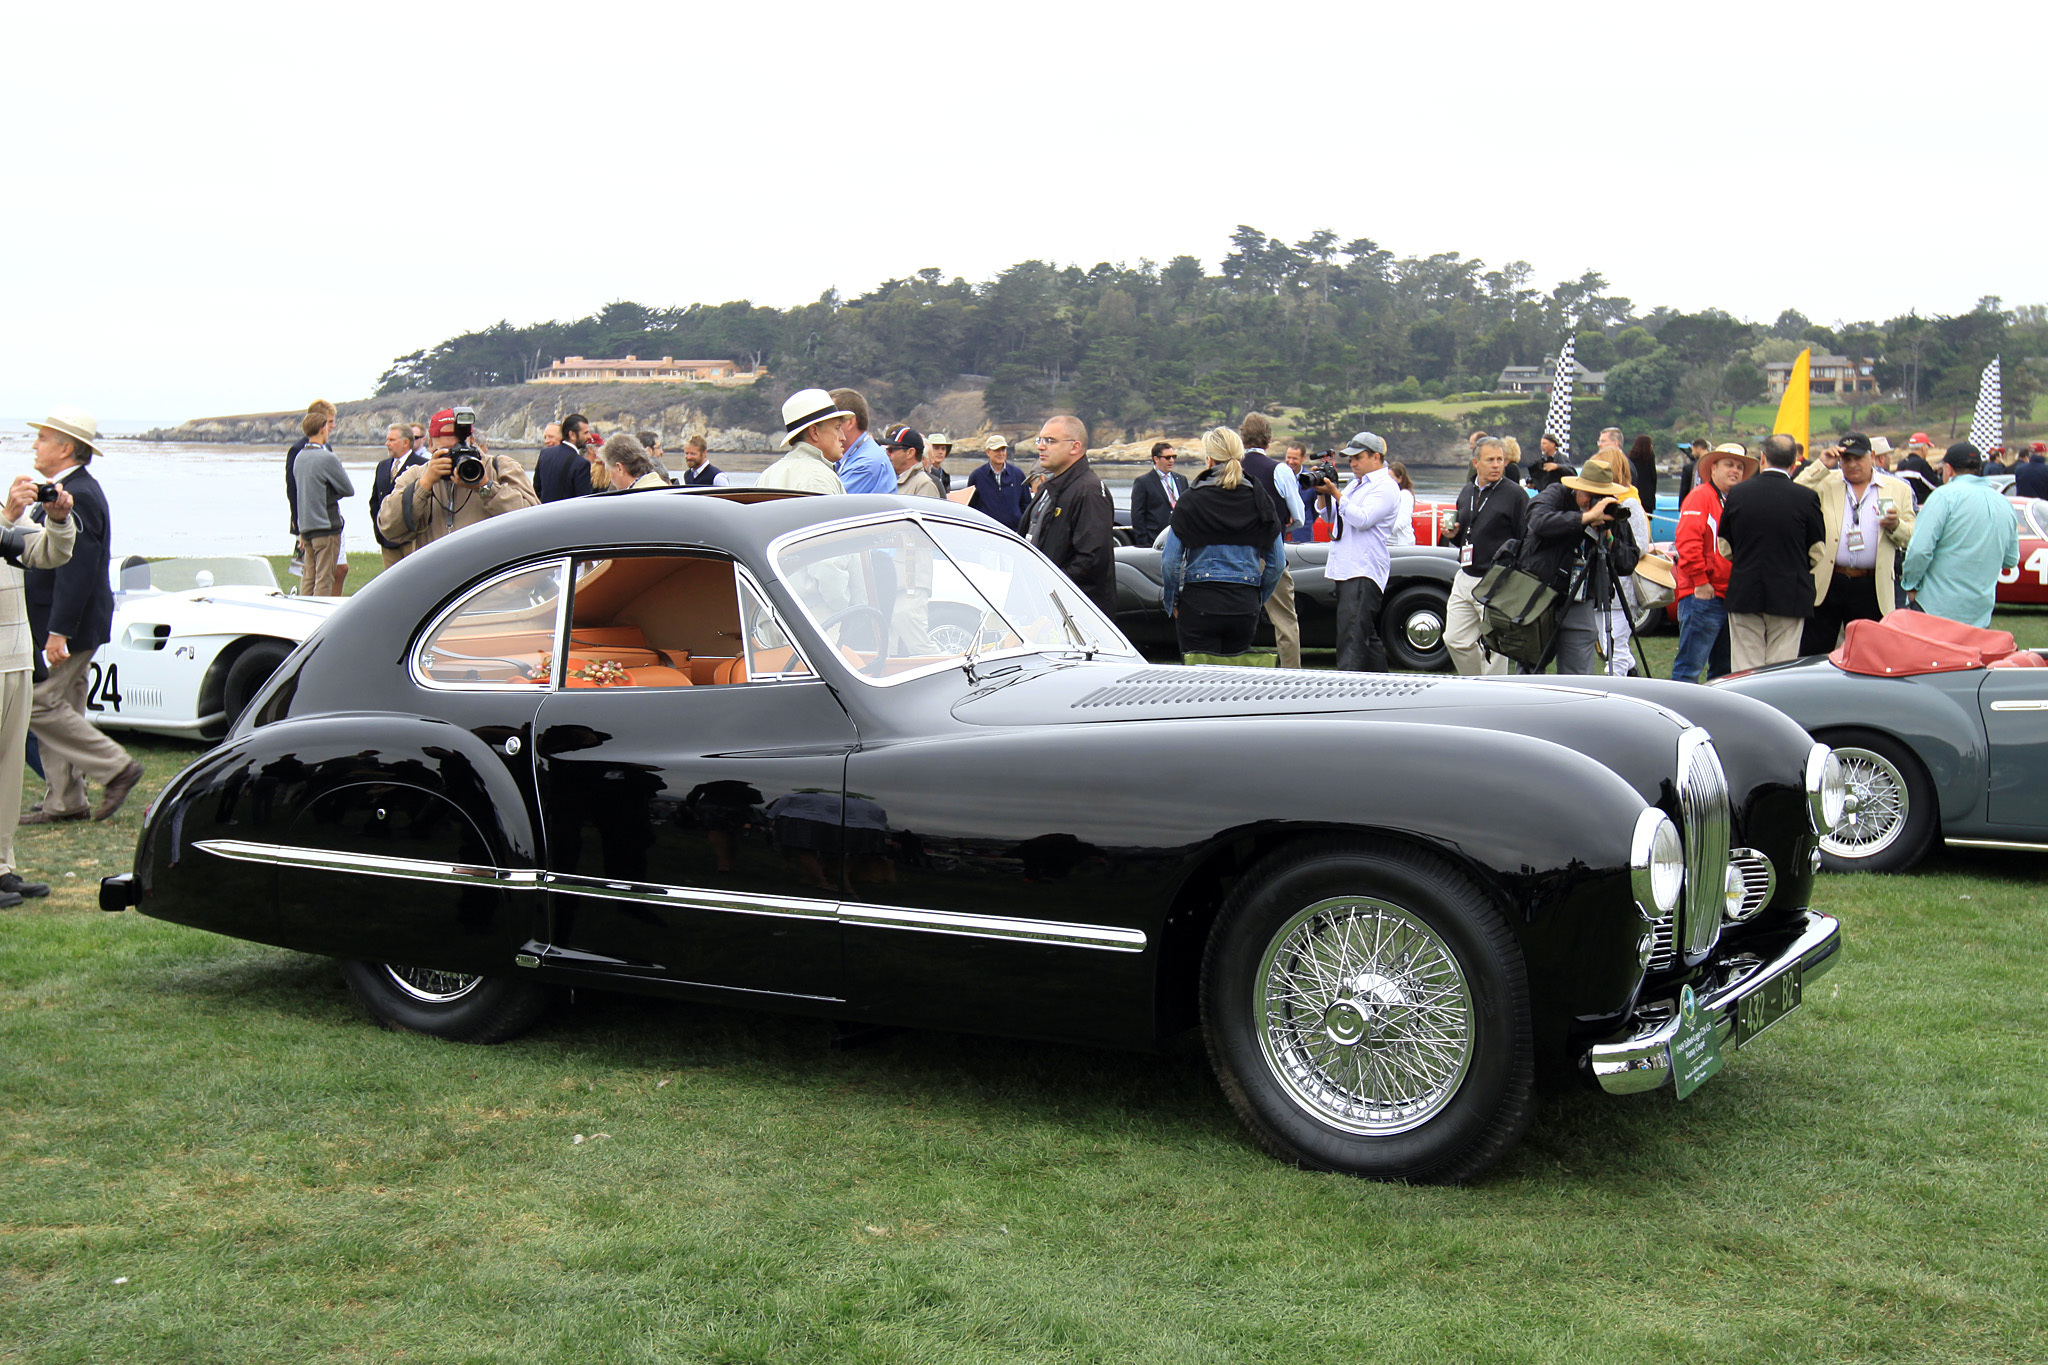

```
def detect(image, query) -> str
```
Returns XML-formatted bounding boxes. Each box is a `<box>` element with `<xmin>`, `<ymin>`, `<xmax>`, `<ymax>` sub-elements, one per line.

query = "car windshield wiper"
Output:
<box><xmin>959</xmin><ymin>605</ymin><xmax>999</xmax><ymax>683</ymax></box>
<box><xmin>1048</xmin><ymin>590</ymin><xmax>1099</xmax><ymax>660</ymax></box>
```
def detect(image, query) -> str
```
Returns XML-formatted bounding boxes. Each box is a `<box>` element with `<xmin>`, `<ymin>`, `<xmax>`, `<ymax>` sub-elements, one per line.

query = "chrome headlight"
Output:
<box><xmin>1631</xmin><ymin>808</ymin><xmax>1684</xmax><ymax>917</ymax></box>
<box><xmin>1805</xmin><ymin>744</ymin><xmax>1847</xmax><ymax>834</ymax></box>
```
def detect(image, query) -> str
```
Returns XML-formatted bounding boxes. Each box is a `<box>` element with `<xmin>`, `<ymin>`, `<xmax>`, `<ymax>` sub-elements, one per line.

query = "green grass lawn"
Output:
<box><xmin>4</xmin><ymin>604</ymin><xmax>2046</xmax><ymax>1360</ymax></box>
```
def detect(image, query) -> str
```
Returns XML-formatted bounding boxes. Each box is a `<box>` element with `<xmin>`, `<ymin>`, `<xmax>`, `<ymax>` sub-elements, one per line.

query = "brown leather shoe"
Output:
<box><xmin>93</xmin><ymin>760</ymin><xmax>146</xmax><ymax>822</ymax></box>
<box><xmin>20</xmin><ymin>806</ymin><xmax>87</xmax><ymax>825</ymax></box>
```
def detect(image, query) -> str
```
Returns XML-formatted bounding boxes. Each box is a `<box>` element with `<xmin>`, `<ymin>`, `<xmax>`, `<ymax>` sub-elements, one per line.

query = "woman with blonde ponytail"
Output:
<box><xmin>1158</xmin><ymin>427</ymin><xmax>1286</xmax><ymax>660</ymax></box>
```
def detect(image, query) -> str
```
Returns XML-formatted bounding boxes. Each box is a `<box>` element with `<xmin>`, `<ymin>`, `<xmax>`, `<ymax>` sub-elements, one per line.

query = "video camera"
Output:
<box><xmin>450</xmin><ymin>406</ymin><xmax>486</xmax><ymax>486</ymax></box>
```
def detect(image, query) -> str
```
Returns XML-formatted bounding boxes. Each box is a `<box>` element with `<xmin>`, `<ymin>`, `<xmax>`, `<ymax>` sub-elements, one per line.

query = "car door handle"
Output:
<box><xmin>1988</xmin><ymin>700</ymin><xmax>2048</xmax><ymax>711</ymax></box>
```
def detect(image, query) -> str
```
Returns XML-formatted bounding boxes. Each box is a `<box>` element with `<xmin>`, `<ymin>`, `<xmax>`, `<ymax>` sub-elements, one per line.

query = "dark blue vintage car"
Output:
<box><xmin>104</xmin><ymin>488</ymin><xmax>1845</xmax><ymax>1183</ymax></box>
<box><xmin>1714</xmin><ymin>612</ymin><xmax>2048</xmax><ymax>873</ymax></box>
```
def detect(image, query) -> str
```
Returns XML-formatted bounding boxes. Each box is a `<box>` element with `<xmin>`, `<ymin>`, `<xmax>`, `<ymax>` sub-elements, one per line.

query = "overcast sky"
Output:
<box><xmin>7</xmin><ymin>0</ymin><xmax>2039</xmax><ymax>426</ymax></box>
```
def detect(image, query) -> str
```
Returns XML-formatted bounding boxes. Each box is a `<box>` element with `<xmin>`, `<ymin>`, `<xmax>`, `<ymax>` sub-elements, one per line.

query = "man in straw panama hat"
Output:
<box><xmin>756</xmin><ymin>389</ymin><xmax>852</xmax><ymax>495</ymax></box>
<box><xmin>1670</xmin><ymin>441</ymin><xmax>1758</xmax><ymax>683</ymax></box>
<box><xmin>19</xmin><ymin>408</ymin><xmax>144</xmax><ymax>830</ymax></box>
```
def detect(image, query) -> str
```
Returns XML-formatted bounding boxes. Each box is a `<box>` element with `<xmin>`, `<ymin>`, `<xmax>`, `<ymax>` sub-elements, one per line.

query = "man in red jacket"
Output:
<box><xmin>1670</xmin><ymin>442</ymin><xmax>1758</xmax><ymax>682</ymax></box>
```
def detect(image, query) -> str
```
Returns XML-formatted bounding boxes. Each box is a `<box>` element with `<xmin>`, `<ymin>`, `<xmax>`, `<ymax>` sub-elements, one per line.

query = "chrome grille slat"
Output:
<box><xmin>1677</xmin><ymin>731</ymin><xmax>1731</xmax><ymax>960</ymax></box>
<box><xmin>1728</xmin><ymin>848</ymin><xmax>1775</xmax><ymax>920</ymax></box>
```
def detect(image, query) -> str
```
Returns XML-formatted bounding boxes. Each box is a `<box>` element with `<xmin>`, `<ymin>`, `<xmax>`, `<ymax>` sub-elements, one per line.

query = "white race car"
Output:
<box><xmin>86</xmin><ymin>556</ymin><xmax>340</xmax><ymax>739</ymax></box>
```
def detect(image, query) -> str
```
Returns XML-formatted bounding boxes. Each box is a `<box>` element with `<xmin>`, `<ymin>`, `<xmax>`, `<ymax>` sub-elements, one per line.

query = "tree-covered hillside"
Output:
<box><xmin>375</xmin><ymin>228</ymin><xmax>2045</xmax><ymax>448</ymax></box>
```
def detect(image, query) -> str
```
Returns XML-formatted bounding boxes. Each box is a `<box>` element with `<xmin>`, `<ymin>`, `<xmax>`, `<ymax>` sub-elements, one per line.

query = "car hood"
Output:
<box><xmin>114</xmin><ymin>586</ymin><xmax>340</xmax><ymax>636</ymax></box>
<box><xmin>952</xmin><ymin>661</ymin><xmax>1618</xmax><ymax>726</ymax></box>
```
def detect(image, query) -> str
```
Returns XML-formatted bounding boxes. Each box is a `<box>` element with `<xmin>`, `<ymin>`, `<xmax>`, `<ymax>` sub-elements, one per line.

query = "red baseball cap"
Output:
<box><xmin>428</xmin><ymin>408</ymin><xmax>458</xmax><ymax>438</ymax></box>
<box><xmin>1909</xmin><ymin>432</ymin><xmax>1933</xmax><ymax>447</ymax></box>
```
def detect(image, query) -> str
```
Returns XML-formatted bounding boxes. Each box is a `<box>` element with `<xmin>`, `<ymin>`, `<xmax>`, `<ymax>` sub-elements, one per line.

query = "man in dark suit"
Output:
<box><xmin>535</xmin><ymin>413</ymin><xmax>594</xmax><ymax>502</ymax></box>
<box><xmin>370</xmin><ymin>423</ymin><xmax>428</xmax><ymax>567</ymax></box>
<box><xmin>1128</xmin><ymin>442</ymin><xmax>1188</xmax><ymax>546</ymax></box>
<box><xmin>22</xmin><ymin>413</ymin><xmax>141</xmax><ymax>824</ymax></box>
<box><xmin>1717</xmin><ymin>433</ymin><xmax>1825</xmax><ymax>672</ymax></box>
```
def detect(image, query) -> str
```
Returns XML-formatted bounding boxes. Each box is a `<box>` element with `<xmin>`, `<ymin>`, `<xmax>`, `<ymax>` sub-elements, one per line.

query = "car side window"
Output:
<box><xmin>557</xmin><ymin>555</ymin><xmax>811</xmax><ymax>689</ymax></box>
<box><xmin>415</xmin><ymin>560</ymin><xmax>566</xmax><ymax>689</ymax></box>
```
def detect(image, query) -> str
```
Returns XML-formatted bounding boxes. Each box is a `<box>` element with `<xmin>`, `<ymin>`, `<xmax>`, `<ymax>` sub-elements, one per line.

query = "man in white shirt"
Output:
<box><xmin>1312</xmin><ymin>431</ymin><xmax>1401</xmax><ymax>672</ymax></box>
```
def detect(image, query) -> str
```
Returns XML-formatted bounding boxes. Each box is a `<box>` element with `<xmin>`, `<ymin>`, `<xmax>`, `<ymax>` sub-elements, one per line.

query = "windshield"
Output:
<box><xmin>772</xmin><ymin>516</ymin><xmax>1134</xmax><ymax>683</ymax></box>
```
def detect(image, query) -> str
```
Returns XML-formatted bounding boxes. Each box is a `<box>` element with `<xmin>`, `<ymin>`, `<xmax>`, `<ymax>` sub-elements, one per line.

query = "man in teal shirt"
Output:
<box><xmin>1900</xmin><ymin>443</ymin><xmax>2019</xmax><ymax>627</ymax></box>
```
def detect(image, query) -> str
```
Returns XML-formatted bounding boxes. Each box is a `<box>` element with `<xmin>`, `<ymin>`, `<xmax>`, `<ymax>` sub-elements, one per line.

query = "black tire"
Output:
<box><xmin>221</xmin><ymin>639</ymin><xmax>293</xmax><ymax>733</ymax></box>
<box><xmin>1813</xmin><ymin>728</ymin><xmax>1940</xmax><ymax>873</ymax></box>
<box><xmin>1382</xmin><ymin>583</ymin><xmax>1451</xmax><ymax>672</ymax></box>
<box><xmin>1201</xmin><ymin>840</ymin><xmax>1533</xmax><ymax>1184</ymax></box>
<box><xmin>339</xmin><ymin>960</ymin><xmax>553</xmax><ymax>1043</ymax></box>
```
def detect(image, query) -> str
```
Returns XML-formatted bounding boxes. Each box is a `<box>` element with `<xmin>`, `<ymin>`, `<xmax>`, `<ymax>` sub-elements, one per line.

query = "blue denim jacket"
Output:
<box><xmin>1160</xmin><ymin>532</ymin><xmax>1286</xmax><ymax>616</ymax></box>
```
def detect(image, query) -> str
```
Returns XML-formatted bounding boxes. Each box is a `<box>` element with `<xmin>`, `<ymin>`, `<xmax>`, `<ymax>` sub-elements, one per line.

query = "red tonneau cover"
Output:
<box><xmin>1830</xmin><ymin>613</ymin><xmax>2018</xmax><ymax>677</ymax></box>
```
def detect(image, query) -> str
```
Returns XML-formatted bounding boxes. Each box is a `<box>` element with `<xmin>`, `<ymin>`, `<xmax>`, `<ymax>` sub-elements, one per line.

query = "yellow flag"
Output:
<box><xmin>1773</xmin><ymin>348</ymin><xmax>1810</xmax><ymax>455</ymax></box>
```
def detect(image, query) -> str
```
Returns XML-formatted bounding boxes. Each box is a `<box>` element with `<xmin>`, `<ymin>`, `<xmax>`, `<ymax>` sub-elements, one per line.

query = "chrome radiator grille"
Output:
<box><xmin>1677</xmin><ymin>730</ymin><xmax>1731</xmax><ymax>960</ymax></box>
<box><xmin>1645</xmin><ymin>731</ymin><xmax>1732</xmax><ymax>973</ymax></box>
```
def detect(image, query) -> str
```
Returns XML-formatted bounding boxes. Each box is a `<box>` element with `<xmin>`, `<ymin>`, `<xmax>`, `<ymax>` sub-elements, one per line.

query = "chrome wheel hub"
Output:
<box><xmin>1404</xmin><ymin>610</ymin><xmax>1445</xmax><ymax>651</ymax></box>
<box><xmin>1820</xmin><ymin>748</ymin><xmax>1906</xmax><ymax>858</ymax></box>
<box><xmin>1258</xmin><ymin>897</ymin><xmax>1474</xmax><ymax>1135</ymax></box>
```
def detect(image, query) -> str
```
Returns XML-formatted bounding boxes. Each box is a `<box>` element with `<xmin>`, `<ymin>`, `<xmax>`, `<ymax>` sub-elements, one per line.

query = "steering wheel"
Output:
<box><xmin>819</xmin><ymin>604</ymin><xmax>892</xmax><ymax>676</ymax></box>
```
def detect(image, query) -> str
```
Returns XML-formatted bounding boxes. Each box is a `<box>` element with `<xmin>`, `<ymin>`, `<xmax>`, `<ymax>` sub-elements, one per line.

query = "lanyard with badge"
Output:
<box><xmin>1845</xmin><ymin>485</ymin><xmax>1871</xmax><ymax>554</ymax></box>
<box><xmin>1459</xmin><ymin>480</ymin><xmax>1502</xmax><ymax>567</ymax></box>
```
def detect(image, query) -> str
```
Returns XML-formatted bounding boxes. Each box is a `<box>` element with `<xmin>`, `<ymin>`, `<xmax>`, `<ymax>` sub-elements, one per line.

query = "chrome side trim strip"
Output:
<box><xmin>839</xmin><ymin>901</ymin><xmax>1148</xmax><ymax>953</ymax></box>
<box><xmin>1944</xmin><ymin>836</ymin><xmax>2048</xmax><ymax>852</ymax></box>
<box><xmin>196</xmin><ymin>839</ymin><xmax>544</xmax><ymax>887</ymax></box>
<box><xmin>196</xmin><ymin>840</ymin><xmax>1145</xmax><ymax>951</ymax></box>
<box><xmin>545</xmin><ymin>872</ymin><xmax>838</xmax><ymax>922</ymax></box>
<box><xmin>1988</xmin><ymin>700</ymin><xmax>2048</xmax><ymax>711</ymax></box>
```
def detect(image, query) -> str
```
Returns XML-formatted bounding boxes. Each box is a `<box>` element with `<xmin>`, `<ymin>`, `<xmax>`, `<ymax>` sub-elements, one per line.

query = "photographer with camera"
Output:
<box><xmin>1511</xmin><ymin>459</ymin><xmax>1642</xmax><ymax>674</ymax></box>
<box><xmin>1312</xmin><ymin>432</ymin><xmax>1401</xmax><ymax>673</ymax></box>
<box><xmin>376</xmin><ymin>407</ymin><xmax>539</xmax><ymax>555</ymax></box>
<box><xmin>0</xmin><ymin>442</ymin><xmax>76</xmax><ymax>899</ymax></box>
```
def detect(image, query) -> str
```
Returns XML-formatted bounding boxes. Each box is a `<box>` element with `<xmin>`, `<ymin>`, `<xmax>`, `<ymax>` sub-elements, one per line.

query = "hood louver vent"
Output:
<box><xmin>1073</xmin><ymin>668</ymin><xmax>1441</xmax><ymax>710</ymax></box>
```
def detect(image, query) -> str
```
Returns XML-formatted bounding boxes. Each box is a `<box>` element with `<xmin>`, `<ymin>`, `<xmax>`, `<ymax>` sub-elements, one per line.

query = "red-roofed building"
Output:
<box><xmin>535</xmin><ymin>356</ymin><xmax>759</xmax><ymax>385</ymax></box>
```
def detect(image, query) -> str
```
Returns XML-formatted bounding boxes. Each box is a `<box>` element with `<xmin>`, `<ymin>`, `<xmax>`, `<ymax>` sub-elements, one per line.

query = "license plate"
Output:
<box><xmin>1738</xmin><ymin>967</ymin><xmax>1803</xmax><ymax>1043</ymax></box>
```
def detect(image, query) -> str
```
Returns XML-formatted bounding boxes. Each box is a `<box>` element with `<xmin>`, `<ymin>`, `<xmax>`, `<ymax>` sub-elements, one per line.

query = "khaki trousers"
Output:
<box><xmin>380</xmin><ymin>543</ymin><xmax>407</xmax><ymax>569</ymax></box>
<box><xmin>0</xmin><ymin>669</ymin><xmax>30</xmax><ymax>875</ymax></box>
<box><xmin>301</xmin><ymin>533</ymin><xmax>342</xmax><ymax>596</ymax></box>
<box><xmin>1444</xmin><ymin>571</ymin><xmax>1512</xmax><ymax>676</ymax></box>
<box><xmin>1729</xmin><ymin>613</ymin><xmax>1804</xmax><ymax>672</ymax></box>
<box><xmin>1265</xmin><ymin>568</ymin><xmax>1301</xmax><ymax>669</ymax></box>
<box><xmin>31</xmin><ymin>648</ymin><xmax>134</xmax><ymax>817</ymax></box>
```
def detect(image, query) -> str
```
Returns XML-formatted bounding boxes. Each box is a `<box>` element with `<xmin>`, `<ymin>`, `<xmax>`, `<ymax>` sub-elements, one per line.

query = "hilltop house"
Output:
<box><xmin>1498</xmin><ymin>358</ymin><xmax>1608</xmax><ymax>397</ymax></box>
<box><xmin>1763</xmin><ymin>354</ymin><xmax>1877</xmax><ymax>397</ymax></box>
<box><xmin>534</xmin><ymin>356</ymin><xmax>760</xmax><ymax>385</ymax></box>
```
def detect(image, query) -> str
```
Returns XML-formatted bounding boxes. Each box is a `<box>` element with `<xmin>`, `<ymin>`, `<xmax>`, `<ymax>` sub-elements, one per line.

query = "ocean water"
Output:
<box><xmin>0</xmin><ymin>430</ymin><xmax>1483</xmax><ymax>560</ymax></box>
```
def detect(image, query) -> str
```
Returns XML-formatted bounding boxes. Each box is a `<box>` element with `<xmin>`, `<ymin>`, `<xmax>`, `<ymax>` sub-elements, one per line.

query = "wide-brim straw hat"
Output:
<box><xmin>1697</xmin><ymin>441</ymin><xmax>1761</xmax><ymax>480</ymax></box>
<box><xmin>778</xmin><ymin>388</ymin><xmax>853</xmax><ymax>447</ymax></box>
<box><xmin>26</xmin><ymin>406</ymin><xmax>102</xmax><ymax>457</ymax></box>
<box><xmin>1561</xmin><ymin>460</ymin><xmax>1628</xmax><ymax>497</ymax></box>
<box><xmin>1633</xmin><ymin>552</ymin><xmax>1677</xmax><ymax>590</ymax></box>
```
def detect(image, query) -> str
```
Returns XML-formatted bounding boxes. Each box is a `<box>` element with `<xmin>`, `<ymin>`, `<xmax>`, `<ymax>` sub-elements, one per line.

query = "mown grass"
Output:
<box><xmin>4</xmin><ymin>599</ymin><xmax>2044</xmax><ymax>1361</ymax></box>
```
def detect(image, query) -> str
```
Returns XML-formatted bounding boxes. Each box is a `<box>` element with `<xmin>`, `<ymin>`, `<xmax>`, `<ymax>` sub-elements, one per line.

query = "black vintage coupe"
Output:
<box><xmin>104</xmin><ymin>489</ymin><xmax>1846</xmax><ymax>1183</ymax></box>
<box><xmin>1113</xmin><ymin>541</ymin><xmax>1459</xmax><ymax>670</ymax></box>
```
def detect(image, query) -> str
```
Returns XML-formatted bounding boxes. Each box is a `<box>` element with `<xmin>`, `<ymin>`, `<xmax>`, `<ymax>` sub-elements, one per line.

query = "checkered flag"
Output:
<box><xmin>1543</xmin><ymin>336</ymin><xmax>1575</xmax><ymax>461</ymax></box>
<box><xmin>1969</xmin><ymin>356</ymin><xmax>2003</xmax><ymax>455</ymax></box>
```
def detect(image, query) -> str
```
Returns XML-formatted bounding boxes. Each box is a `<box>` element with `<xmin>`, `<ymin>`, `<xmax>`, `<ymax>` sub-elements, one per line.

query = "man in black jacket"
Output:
<box><xmin>1023</xmin><ymin>414</ymin><xmax>1117</xmax><ymax>619</ymax></box>
<box><xmin>535</xmin><ymin>413</ymin><xmax>594</xmax><ymax>502</ymax></box>
<box><xmin>1442</xmin><ymin>437</ymin><xmax>1527</xmax><ymax>674</ymax></box>
<box><xmin>22</xmin><ymin>414</ymin><xmax>141</xmax><ymax>824</ymax></box>
<box><xmin>370</xmin><ymin>423</ymin><xmax>427</xmax><ymax>567</ymax></box>
<box><xmin>1129</xmin><ymin>442</ymin><xmax>1188</xmax><ymax>546</ymax></box>
<box><xmin>1717</xmin><ymin>433</ymin><xmax>1824</xmax><ymax>671</ymax></box>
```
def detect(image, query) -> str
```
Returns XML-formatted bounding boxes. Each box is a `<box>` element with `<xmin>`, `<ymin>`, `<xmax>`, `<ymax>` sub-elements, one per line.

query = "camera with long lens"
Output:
<box><xmin>450</xmin><ymin>406</ymin><xmax>487</xmax><ymax>485</ymax></box>
<box><xmin>1306</xmin><ymin>458</ymin><xmax>1342</xmax><ymax>488</ymax></box>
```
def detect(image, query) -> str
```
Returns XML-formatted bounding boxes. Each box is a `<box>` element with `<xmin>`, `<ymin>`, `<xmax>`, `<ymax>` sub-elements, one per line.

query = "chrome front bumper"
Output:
<box><xmin>1585</xmin><ymin>909</ymin><xmax>1842</xmax><ymax>1095</ymax></box>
